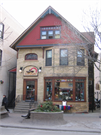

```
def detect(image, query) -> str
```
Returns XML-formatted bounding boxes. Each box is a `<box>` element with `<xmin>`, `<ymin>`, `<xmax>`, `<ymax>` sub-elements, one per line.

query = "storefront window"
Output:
<box><xmin>54</xmin><ymin>79</ymin><xmax>73</xmax><ymax>101</ymax></box>
<box><xmin>45</xmin><ymin>79</ymin><xmax>52</xmax><ymax>100</ymax></box>
<box><xmin>75</xmin><ymin>79</ymin><xmax>84</xmax><ymax>101</ymax></box>
<box><xmin>44</xmin><ymin>78</ymin><xmax>85</xmax><ymax>102</ymax></box>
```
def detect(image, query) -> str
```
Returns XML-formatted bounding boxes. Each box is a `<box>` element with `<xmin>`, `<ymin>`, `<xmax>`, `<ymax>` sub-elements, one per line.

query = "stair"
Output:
<box><xmin>14</xmin><ymin>101</ymin><xmax>30</xmax><ymax>113</ymax></box>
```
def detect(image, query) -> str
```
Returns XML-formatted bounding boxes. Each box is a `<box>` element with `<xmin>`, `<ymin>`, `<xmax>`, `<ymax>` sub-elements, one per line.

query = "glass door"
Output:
<box><xmin>26</xmin><ymin>80</ymin><xmax>35</xmax><ymax>100</ymax></box>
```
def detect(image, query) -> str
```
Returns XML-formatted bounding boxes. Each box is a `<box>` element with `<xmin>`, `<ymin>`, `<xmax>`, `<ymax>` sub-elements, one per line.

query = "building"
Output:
<box><xmin>10</xmin><ymin>6</ymin><xmax>95</xmax><ymax>113</ymax></box>
<box><xmin>94</xmin><ymin>53</ymin><xmax>101</xmax><ymax>100</ymax></box>
<box><xmin>0</xmin><ymin>6</ymin><xmax>24</xmax><ymax>106</ymax></box>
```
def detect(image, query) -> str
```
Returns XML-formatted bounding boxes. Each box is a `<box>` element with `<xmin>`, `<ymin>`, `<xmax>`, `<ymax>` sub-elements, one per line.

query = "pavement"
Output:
<box><xmin>0</xmin><ymin>109</ymin><xmax>101</xmax><ymax>133</ymax></box>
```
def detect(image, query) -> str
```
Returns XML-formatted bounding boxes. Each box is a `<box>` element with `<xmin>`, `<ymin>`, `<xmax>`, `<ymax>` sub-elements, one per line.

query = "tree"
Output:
<box><xmin>82</xmin><ymin>5</ymin><xmax>101</xmax><ymax>71</ymax></box>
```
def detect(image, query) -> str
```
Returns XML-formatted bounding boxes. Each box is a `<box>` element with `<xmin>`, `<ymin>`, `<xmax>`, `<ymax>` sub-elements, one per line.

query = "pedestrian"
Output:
<box><xmin>21</xmin><ymin>108</ymin><xmax>36</xmax><ymax>119</ymax></box>
<box><xmin>2</xmin><ymin>95</ymin><xmax>10</xmax><ymax>113</ymax></box>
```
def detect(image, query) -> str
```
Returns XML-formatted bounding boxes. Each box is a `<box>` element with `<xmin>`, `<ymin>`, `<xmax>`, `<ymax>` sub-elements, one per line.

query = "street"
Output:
<box><xmin>0</xmin><ymin>127</ymin><xmax>100</xmax><ymax>135</ymax></box>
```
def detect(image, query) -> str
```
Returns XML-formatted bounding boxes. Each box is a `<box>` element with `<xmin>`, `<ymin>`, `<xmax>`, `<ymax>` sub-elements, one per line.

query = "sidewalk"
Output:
<box><xmin>0</xmin><ymin>109</ymin><xmax>101</xmax><ymax>133</ymax></box>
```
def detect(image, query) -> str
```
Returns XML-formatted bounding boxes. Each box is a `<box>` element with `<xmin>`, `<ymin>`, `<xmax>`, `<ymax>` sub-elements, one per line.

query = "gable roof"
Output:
<box><xmin>10</xmin><ymin>6</ymin><xmax>94</xmax><ymax>50</ymax></box>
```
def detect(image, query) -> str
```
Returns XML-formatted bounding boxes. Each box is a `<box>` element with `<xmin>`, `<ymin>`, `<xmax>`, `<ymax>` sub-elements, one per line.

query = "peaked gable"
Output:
<box><xmin>10</xmin><ymin>6</ymin><xmax>94</xmax><ymax>50</ymax></box>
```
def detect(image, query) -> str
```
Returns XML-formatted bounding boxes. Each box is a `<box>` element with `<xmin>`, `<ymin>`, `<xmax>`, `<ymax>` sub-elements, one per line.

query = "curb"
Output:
<box><xmin>0</xmin><ymin>125</ymin><xmax>100</xmax><ymax>133</ymax></box>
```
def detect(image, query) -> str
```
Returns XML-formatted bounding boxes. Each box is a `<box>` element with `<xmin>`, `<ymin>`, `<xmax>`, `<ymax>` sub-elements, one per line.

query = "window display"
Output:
<box><xmin>54</xmin><ymin>79</ymin><xmax>73</xmax><ymax>101</ymax></box>
<box><xmin>44</xmin><ymin>77</ymin><xmax>85</xmax><ymax>102</ymax></box>
<box><xmin>45</xmin><ymin>79</ymin><xmax>52</xmax><ymax>100</ymax></box>
<box><xmin>75</xmin><ymin>79</ymin><xmax>84</xmax><ymax>101</ymax></box>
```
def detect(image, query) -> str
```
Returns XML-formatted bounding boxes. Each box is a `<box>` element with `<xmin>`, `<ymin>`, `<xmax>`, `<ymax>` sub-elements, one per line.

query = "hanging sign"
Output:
<box><xmin>24</xmin><ymin>66</ymin><xmax>38</xmax><ymax>76</ymax></box>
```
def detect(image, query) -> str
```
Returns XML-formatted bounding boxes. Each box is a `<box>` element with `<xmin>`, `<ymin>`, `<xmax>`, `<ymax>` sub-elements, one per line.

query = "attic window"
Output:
<box><xmin>41</xmin><ymin>26</ymin><xmax>61</xmax><ymax>39</ymax></box>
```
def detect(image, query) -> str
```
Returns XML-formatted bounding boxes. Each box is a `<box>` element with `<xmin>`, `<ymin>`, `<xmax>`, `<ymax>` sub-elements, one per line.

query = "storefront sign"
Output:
<box><xmin>24</xmin><ymin>66</ymin><xmax>38</xmax><ymax>76</ymax></box>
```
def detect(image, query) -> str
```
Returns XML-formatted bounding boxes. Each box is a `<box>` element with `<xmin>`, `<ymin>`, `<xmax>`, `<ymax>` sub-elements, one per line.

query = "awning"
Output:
<box><xmin>9</xmin><ymin>68</ymin><xmax>16</xmax><ymax>73</ymax></box>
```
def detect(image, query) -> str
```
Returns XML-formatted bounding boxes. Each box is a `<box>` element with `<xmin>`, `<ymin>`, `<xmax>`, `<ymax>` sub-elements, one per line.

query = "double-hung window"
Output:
<box><xmin>55</xmin><ymin>30</ymin><xmax>60</xmax><ymax>38</ymax></box>
<box><xmin>41</xmin><ymin>26</ymin><xmax>61</xmax><ymax>39</ymax></box>
<box><xmin>46</xmin><ymin>50</ymin><xmax>52</xmax><ymax>66</ymax></box>
<box><xmin>0</xmin><ymin>50</ymin><xmax>2</xmax><ymax>66</ymax></box>
<box><xmin>60</xmin><ymin>49</ymin><xmax>68</xmax><ymax>65</ymax></box>
<box><xmin>41</xmin><ymin>31</ymin><xmax>47</xmax><ymax>39</ymax></box>
<box><xmin>48</xmin><ymin>31</ymin><xmax>53</xmax><ymax>39</ymax></box>
<box><xmin>77</xmin><ymin>49</ymin><xmax>84</xmax><ymax>66</ymax></box>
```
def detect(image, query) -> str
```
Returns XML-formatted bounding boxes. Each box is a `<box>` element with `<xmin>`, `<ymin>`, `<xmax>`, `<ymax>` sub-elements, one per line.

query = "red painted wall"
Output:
<box><xmin>18</xmin><ymin>14</ymin><xmax>85</xmax><ymax>46</ymax></box>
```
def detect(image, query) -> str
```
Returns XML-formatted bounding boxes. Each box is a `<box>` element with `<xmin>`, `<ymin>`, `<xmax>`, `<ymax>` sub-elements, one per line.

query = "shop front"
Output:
<box><xmin>22</xmin><ymin>66</ymin><xmax>38</xmax><ymax>101</ymax></box>
<box><xmin>44</xmin><ymin>77</ymin><xmax>86</xmax><ymax>102</ymax></box>
<box><xmin>23</xmin><ymin>79</ymin><xmax>37</xmax><ymax>101</ymax></box>
<box><xmin>44</xmin><ymin>77</ymin><xmax>87</xmax><ymax>113</ymax></box>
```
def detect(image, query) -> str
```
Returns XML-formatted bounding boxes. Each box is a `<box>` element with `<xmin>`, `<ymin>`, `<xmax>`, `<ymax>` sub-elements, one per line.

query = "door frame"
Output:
<box><xmin>23</xmin><ymin>79</ymin><xmax>37</xmax><ymax>101</ymax></box>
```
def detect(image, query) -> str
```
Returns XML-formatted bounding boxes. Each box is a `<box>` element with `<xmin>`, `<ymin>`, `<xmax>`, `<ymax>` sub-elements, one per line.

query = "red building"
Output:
<box><xmin>11</xmin><ymin>6</ymin><xmax>96</xmax><ymax>113</ymax></box>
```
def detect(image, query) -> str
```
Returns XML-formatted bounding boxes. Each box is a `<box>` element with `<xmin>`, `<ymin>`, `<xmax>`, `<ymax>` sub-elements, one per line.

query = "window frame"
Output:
<box><xmin>44</xmin><ymin>77</ymin><xmax>86</xmax><ymax>102</ymax></box>
<box><xmin>60</xmin><ymin>49</ymin><xmax>68</xmax><ymax>65</ymax></box>
<box><xmin>46</xmin><ymin>49</ymin><xmax>52</xmax><ymax>66</ymax></box>
<box><xmin>77</xmin><ymin>49</ymin><xmax>85</xmax><ymax>66</ymax></box>
<box><xmin>0</xmin><ymin>49</ymin><xmax>2</xmax><ymax>66</ymax></box>
<box><xmin>0</xmin><ymin>23</ymin><xmax>4</xmax><ymax>39</ymax></box>
<box><xmin>75</xmin><ymin>79</ymin><xmax>85</xmax><ymax>101</ymax></box>
<box><xmin>25</xmin><ymin>53</ymin><xmax>38</xmax><ymax>60</ymax></box>
<box><xmin>40</xmin><ymin>26</ymin><xmax>61</xmax><ymax>39</ymax></box>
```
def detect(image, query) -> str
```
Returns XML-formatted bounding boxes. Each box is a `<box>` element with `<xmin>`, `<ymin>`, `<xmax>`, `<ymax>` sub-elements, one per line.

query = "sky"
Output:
<box><xmin>1</xmin><ymin>0</ymin><xmax>101</xmax><ymax>31</ymax></box>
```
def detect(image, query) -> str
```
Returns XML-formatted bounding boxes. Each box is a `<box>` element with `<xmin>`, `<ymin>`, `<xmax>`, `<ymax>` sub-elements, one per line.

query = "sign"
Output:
<box><xmin>24</xmin><ymin>66</ymin><xmax>38</xmax><ymax>76</ymax></box>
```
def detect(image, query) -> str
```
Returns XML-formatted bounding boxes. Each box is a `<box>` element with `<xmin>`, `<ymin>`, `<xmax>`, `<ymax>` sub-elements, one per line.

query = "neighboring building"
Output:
<box><xmin>94</xmin><ymin>53</ymin><xmax>101</xmax><ymax>100</ymax></box>
<box><xmin>0</xmin><ymin>6</ymin><xmax>24</xmax><ymax>106</ymax></box>
<box><xmin>10</xmin><ymin>6</ymin><xmax>95</xmax><ymax>113</ymax></box>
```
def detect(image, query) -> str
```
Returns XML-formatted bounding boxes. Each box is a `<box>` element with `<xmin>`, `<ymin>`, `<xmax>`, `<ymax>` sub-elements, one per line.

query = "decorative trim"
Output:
<box><xmin>16</xmin><ymin>43</ymin><xmax>86</xmax><ymax>49</ymax></box>
<box><xmin>41</xmin><ymin>9</ymin><xmax>59</xmax><ymax>18</ymax></box>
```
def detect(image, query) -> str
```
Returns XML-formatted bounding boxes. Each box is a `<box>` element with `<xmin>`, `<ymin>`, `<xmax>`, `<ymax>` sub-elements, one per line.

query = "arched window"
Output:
<box><xmin>0</xmin><ymin>49</ymin><xmax>2</xmax><ymax>66</ymax></box>
<box><xmin>25</xmin><ymin>53</ymin><xmax>37</xmax><ymax>60</ymax></box>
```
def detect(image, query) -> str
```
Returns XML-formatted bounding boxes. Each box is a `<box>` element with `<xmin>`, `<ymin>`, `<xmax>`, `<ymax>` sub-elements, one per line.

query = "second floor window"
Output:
<box><xmin>25</xmin><ymin>53</ymin><xmax>37</xmax><ymax>60</ymax></box>
<box><xmin>60</xmin><ymin>49</ymin><xmax>68</xmax><ymax>65</ymax></box>
<box><xmin>77</xmin><ymin>49</ymin><xmax>84</xmax><ymax>66</ymax></box>
<box><xmin>46</xmin><ymin>50</ymin><xmax>52</xmax><ymax>66</ymax></box>
<box><xmin>0</xmin><ymin>23</ymin><xmax>4</xmax><ymax>39</ymax></box>
<box><xmin>0</xmin><ymin>50</ymin><xmax>2</xmax><ymax>66</ymax></box>
<box><xmin>41</xmin><ymin>26</ymin><xmax>61</xmax><ymax>39</ymax></box>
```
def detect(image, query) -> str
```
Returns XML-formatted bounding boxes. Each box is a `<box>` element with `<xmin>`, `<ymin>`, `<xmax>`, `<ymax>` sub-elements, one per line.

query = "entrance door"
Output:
<box><xmin>23</xmin><ymin>79</ymin><xmax>37</xmax><ymax>100</ymax></box>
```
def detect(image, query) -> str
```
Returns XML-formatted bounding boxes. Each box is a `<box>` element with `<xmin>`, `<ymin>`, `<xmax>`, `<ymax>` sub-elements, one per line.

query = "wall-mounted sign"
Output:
<box><xmin>24</xmin><ymin>66</ymin><xmax>38</xmax><ymax>76</ymax></box>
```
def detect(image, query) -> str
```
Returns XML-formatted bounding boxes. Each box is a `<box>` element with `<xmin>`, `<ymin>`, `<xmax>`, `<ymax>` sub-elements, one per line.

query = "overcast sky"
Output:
<box><xmin>1</xmin><ymin>0</ymin><xmax>101</xmax><ymax>32</ymax></box>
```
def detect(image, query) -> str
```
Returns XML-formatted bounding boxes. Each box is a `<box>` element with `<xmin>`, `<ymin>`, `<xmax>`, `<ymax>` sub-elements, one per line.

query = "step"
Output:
<box><xmin>14</xmin><ymin>101</ymin><xmax>31</xmax><ymax>113</ymax></box>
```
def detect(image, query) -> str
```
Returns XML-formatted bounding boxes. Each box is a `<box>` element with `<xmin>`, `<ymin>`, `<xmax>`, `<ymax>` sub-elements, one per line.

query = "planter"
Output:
<box><xmin>30</xmin><ymin>111</ymin><xmax>66</xmax><ymax>125</ymax></box>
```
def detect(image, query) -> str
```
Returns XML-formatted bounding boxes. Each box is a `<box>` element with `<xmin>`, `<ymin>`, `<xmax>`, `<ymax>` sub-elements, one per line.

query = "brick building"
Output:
<box><xmin>11</xmin><ymin>6</ymin><xmax>95</xmax><ymax>113</ymax></box>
